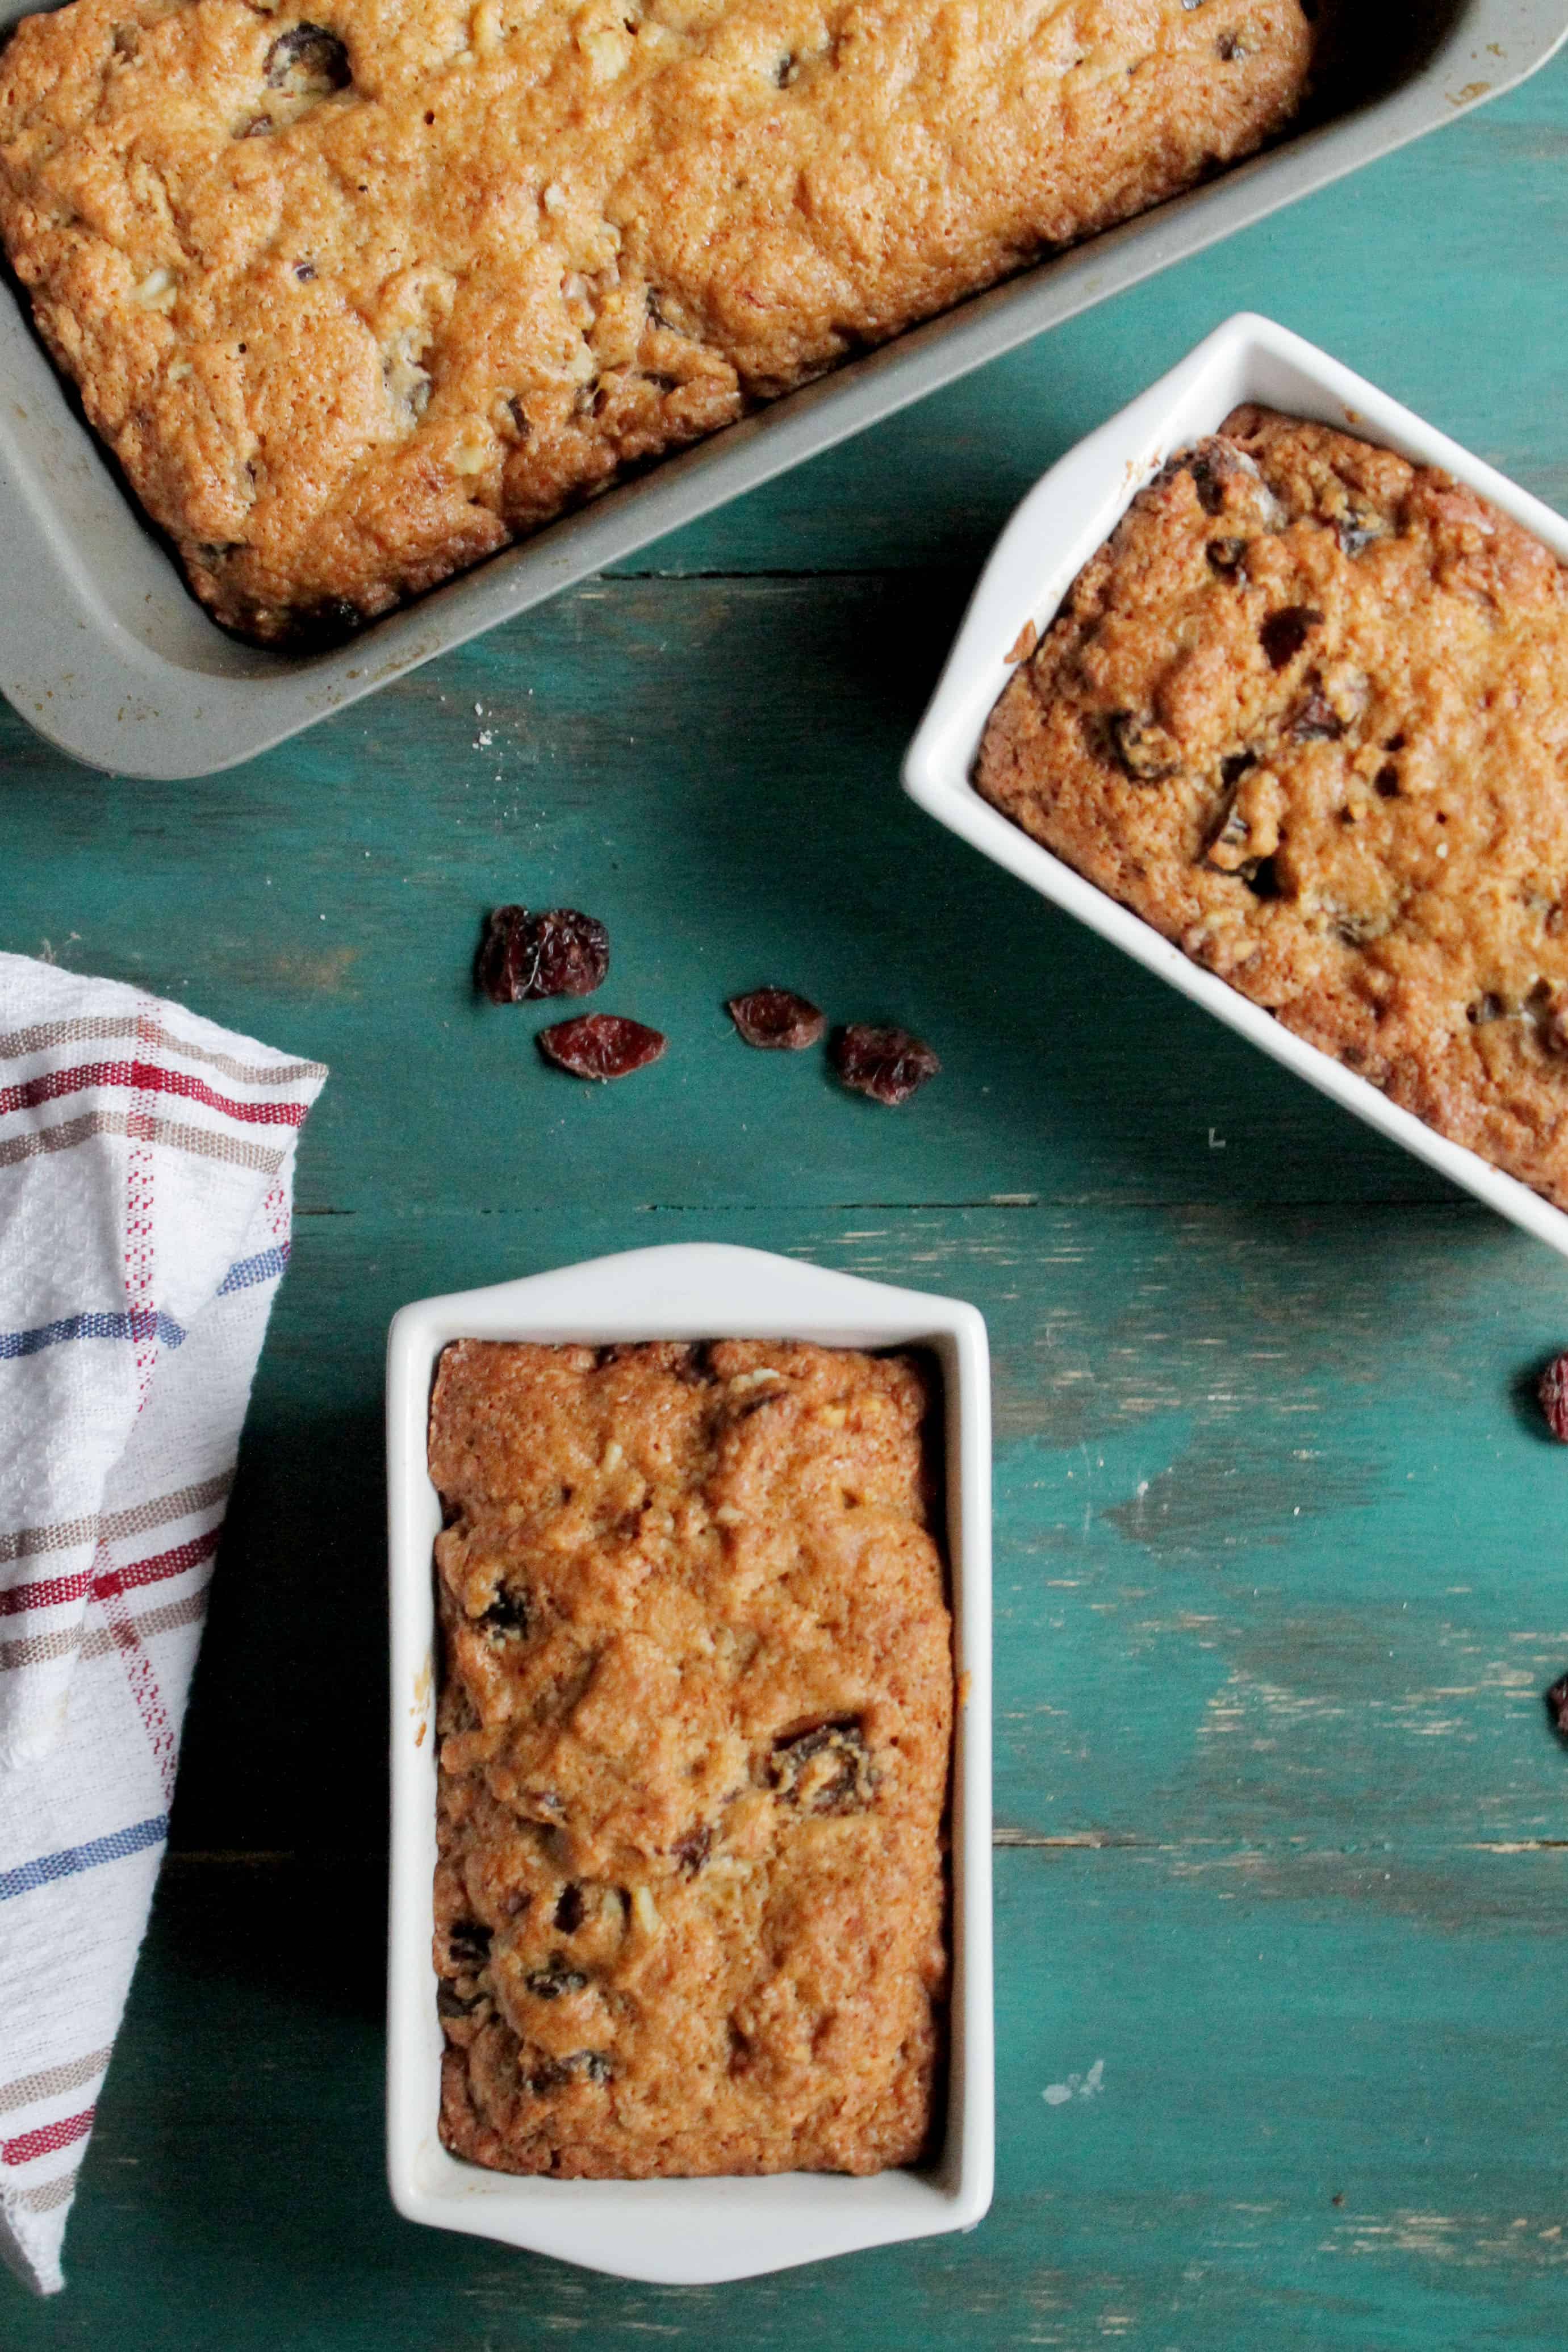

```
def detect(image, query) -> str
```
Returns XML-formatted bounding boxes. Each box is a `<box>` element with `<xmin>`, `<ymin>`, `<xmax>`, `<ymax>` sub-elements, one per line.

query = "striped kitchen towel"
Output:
<box><xmin>0</xmin><ymin>953</ymin><xmax>326</xmax><ymax>2296</ymax></box>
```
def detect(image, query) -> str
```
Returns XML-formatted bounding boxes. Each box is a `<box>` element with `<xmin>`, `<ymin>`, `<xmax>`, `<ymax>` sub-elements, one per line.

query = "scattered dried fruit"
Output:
<box><xmin>538</xmin><ymin>1013</ymin><xmax>666</xmax><ymax>1081</ymax></box>
<box><xmin>1336</xmin><ymin>513</ymin><xmax>1382</xmax><ymax>557</ymax></box>
<box><xmin>831</xmin><ymin>1023</ymin><xmax>940</xmax><ymax>1106</ymax></box>
<box><xmin>1289</xmin><ymin>687</ymin><xmax>1346</xmax><ymax>743</ymax></box>
<box><xmin>1540</xmin><ymin>1352</ymin><xmax>1568</xmax><ymax>1442</ymax></box>
<box><xmin>1105</xmin><ymin>708</ymin><xmax>1181</xmax><ymax>782</ymax></box>
<box><xmin>770</xmin><ymin>1720</ymin><xmax>876</xmax><ymax>1814</ymax></box>
<box><xmin>726</xmin><ymin>987</ymin><xmax>825</xmax><ymax>1051</ymax></box>
<box><xmin>1545</xmin><ymin>1672</ymin><xmax>1568</xmax><ymax>1737</ymax></box>
<box><xmin>448</xmin><ymin>1919</ymin><xmax>492</xmax><ymax>1969</ymax></box>
<box><xmin>1170</xmin><ymin>441</ymin><xmax>1252</xmax><ymax>517</ymax></box>
<box><xmin>265</xmin><ymin>21</ymin><xmax>350</xmax><ymax>92</ymax></box>
<box><xmin>525</xmin><ymin>1955</ymin><xmax>589</xmax><ymax>2000</ymax></box>
<box><xmin>479</xmin><ymin>1584</ymin><xmax>529</xmax><ymax>1637</ymax></box>
<box><xmin>476</xmin><ymin>905</ymin><xmax>609</xmax><ymax>1003</ymax></box>
<box><xmin>529</xmin><ymin>2049</ymin><xmax>611</xmax><ymax>2090</ymax></box>
<box><xmin>1260</xmin><ymin>605</ymin><xmax>1323</xmax><ymax>670</ymax></box>
<box><xmin>671</xmin><ymin>1824</ymin><xmax>712</xmax><ymax>1874</ymax></box>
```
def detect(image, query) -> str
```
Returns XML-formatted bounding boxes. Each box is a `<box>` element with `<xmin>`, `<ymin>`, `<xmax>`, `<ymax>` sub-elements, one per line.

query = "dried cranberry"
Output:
<box><xmin>726</xmin><ymin>987</ymin><xmax>825</xmax><ymax>1051</ymax></box>
<box><xmin>448</xmin><ymin>1919</ymin><xmax>491</xmax><ymax>1968</ymax></box>
<box><xmin>538</xmin><ymin>1014</ymin><xmax>666</xmax><ymax>1081</ymax></box>
<box><xmin>1188</xmin><ymin>453</ymin><xmax>1232</xmax><ymax>516</ymax></box>
<box><xmin>529</xmin><ymin>2049</ymin><xmax>611</xmax><ymax>2090</ymax></box>
<box><xmin>1105</xmin><ymin>709</ymin><xmax>1181</xmax><ymax>783</ymax></box>
<box><xmin>1163</xmin><ymin>440</ymin><xmax>1249</xmax><ymax>517</ymax></box>
<box><xmin>265</xmin><ymin>22</ymin><xmax>350</xmax><ymax>90</ymax></box>
<box><xmin>479</xmin><ymin>1585</ymin><xmax>529</xmax><ymax>1637</ymax></box>
<box><xmin>1290</xmin><ymin>688</ymin><xmax>1345</xmax><ymax>743</ymax></box>
<box><xmin>1260</xmin><ymin>607</ymin><xmax>1323</xmax><ymax>670</ymax></box>
<box><xmin>475</xmin><ymin>905</ymin><xmax>609</xmax><ymax>1003</ymax></box>
<box><xmin>1546</xmin><ymin>1673</ymin><xmax>1568</xmax><ymax>1737</ymax></box>
<box><xmin>770</xmin><ymin>1720</ymin><xmax>876</xmax><ymax>1814</ymax></box>
<box><xmin>831</xmin><ymin>1023</ymin><xmax>940</xmax><ymax>1107</ymax></box>
<box><xmin>1334</xmin><ymin>507</ymin><xmax>1382</xmax><ymax>555</ymax></box>
<box><xmin>1539</xmin><ymin>1352</ymin><xmax>1568</xmax><ymax>1441</ymax></box>
<box><xmin>671</xmin><ymin>1824</ymin><xmax>712</xmax><ymax>1874</ymax></box>
<box><xmin>525</xmin><ymin>1956</ymin><xmax>589</xmax><ymax>1999</ymax></box>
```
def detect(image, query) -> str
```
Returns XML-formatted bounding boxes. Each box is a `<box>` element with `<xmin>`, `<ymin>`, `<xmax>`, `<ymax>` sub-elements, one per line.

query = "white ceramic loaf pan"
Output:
<box><xmin>904</xmin><ymin>311</ymin><xmax>1568</xmax><ymax>1262</ymax></box>
<box><xmin>2</xmin><ymin>5</ymin><xmax>1565</xmax><ymax>778</ymax></box>
<box><xmin>384</xmin><ymin>1242</ymin><xmax>993</xmax><ymax>2284</ymax></box>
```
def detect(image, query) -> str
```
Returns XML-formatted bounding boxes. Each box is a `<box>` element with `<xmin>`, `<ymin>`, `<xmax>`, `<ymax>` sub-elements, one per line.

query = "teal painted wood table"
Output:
<box><xmin>7</xmin><ymin>56</ymin><xmax>1568</xmax><ymax>2352</ymax></box>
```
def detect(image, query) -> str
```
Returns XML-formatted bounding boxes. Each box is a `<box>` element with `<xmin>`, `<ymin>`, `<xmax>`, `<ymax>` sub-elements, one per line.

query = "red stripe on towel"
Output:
<box><xmin>0</xmin><ymin>1060</ymin><xmax>308</xmax><ymax>1127</ymax></box>
<box><xmin>0</xmin><ymin>1524</ymin><xmax>221</xmax><ymax>1619</ymax></box>
<box><xmin>2</xmin><ymin>2106</ymin><xmax>95</xmax><ymax>2167</ymax></box>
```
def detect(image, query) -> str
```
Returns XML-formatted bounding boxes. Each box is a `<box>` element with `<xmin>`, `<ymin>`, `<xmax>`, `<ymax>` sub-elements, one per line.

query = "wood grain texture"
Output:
<box><xmin>7</xmin><ymin>41</ymin><xmax>1568</xmax><ymax>2352</ymax></box>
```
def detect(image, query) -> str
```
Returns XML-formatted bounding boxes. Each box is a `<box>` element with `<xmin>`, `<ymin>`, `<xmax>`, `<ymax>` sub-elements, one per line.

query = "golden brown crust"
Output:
<box><xmin>976</xmin><ymin>406</ymin><xmax>1568</xmax><ymax>1209</ymax></box>
<box><xmin>427</xmin><ymin>1336</ymin><xmax>952</xmax><ymax>2180</ymax></box>
<box><xmin>0</xmin><ymin>0</ymin><xmax>1324</xmax><ymax>644</ymax></box>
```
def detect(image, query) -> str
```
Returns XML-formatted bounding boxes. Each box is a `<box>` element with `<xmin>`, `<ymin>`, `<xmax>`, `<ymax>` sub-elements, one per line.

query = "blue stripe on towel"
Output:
<box><xmin>215</xmin><ymin>1243</ymin><xmax>290</xmax><ymax>1296</ymax></box>
<box><xmin>0</xmin><ymin>1816</ymin><xmax>169</xmax><ymax>1903</ymax></box>
<box><xmin>0</xmin><ymin>1309</ymin><xmax>186</xmax><ymax>1361</ymax></box>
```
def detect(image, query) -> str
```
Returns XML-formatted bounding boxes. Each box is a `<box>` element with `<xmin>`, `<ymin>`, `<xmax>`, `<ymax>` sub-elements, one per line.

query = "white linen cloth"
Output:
<box><xmin>0</xmin><ymin>953</ymin><xmax>326</xmax><ymax>2295</ymax></box>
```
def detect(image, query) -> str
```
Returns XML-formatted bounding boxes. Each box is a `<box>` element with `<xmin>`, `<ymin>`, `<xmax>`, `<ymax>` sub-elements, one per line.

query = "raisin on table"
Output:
<box><xmin>831</xmin><ymin>1023</ymin><xmax>939</xmax><ymax>1106</ymax></box>
<box><xmin>1538</xmin><ymin>1351</ymin><xmax>1568</xmax><ymax>1442</ymax></box>
<box><xmin>476</xmin><ymin>905</ymin><xmax>609</xmax><ymax>1003</ymax></box>
<box><xmin>1546</xmin><ymin>1673</ymin><xmax>1568</xmax><ymax>1739</ymax></box>
<box><xmin>538</xmin><ymin>1014</ymin><xmax>666</xmax><ymax>1081</ymax></box>
<box><xmin>726</xmin><ymin>987</ymin><xmax>825</xmax><ymax>1051</ymax></box>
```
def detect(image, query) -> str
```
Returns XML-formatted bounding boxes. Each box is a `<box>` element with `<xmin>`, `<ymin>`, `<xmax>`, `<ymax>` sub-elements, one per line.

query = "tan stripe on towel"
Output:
<box><xmin>0</xmin><ymin>2048</ymin><xmax>111</xmax><ymax>2119</ymax></box>
<box><xmin>0</xmin><ymin>1108</ymin><xmax>285</xmax><ymax>1177</ymax></box>
<box><xmin>0</xmin><ymin>1469</ymin><xmax>233</xmax><ymax>1568</ymax></box>
<box><xmin>0</xmin><ymin>1585</ymin><xmax>211</xmax><ymax>1673</ymax></box>
<box><xmin>0</xmin><ymin>1012</ymin><xmax>324</xmax><ymax>1089</ymax></box>
<box><xmin>10</xmin><ymin>2171</ymin><xmax>82</xmax><ymax>2213</ymax></box>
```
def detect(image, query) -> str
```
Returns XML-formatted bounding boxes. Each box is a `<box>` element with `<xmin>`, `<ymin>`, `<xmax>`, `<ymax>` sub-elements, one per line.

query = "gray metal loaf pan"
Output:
<box><xmin>1</xmin><ymin>1</ymin><xmax>1564</xmax><ymax>780</ymax></box>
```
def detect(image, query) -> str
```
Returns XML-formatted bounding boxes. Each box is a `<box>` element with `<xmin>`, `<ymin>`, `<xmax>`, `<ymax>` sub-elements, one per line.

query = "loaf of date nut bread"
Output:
<box><xmin>428</xmin><ymin>1336</ymin><xmax>952</xmax><ymax>2179</ymax></box>
<box><xmin>977</xmin><ymin>406</ymin><xmax>1568</xmax><ymax>1208</ymax></box>
<box><xmin>0</xmin><ymin>0</ymin><xmax>1327</xmax><ymax>645</ymax></box>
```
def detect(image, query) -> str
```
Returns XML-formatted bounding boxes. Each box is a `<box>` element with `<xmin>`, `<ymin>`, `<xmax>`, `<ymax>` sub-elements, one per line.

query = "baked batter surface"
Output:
<box><xmin>977</xmin><ymin>406</ymin><xmax>1568</xmax><ymax>1208</ymax></box>
<box><xmin>428</xmin><ymin>1336</ymin><xmax>952</xmax><ymax>2178</ymax></box>
<box><xmin>0</xmin><ymin>0</ymin><xmax>1322</xmax><ymax>642</ymax></box>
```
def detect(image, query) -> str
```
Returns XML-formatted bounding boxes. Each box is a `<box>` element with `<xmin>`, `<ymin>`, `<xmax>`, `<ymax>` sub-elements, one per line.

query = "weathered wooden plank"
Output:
<box><xmin>0</xmin><ymin>568</ymin><xmax>1490</xmax><ymax>1214</ymax></box>
<box><xmin>11</xmin><ymin>1843</ymin><xmax>1566</xmax><ymax>2352</ymax></box>
<box><xmin>160</xmin><ymin>1205</ymin><xmax>1568</xmax><ymax>1863</ymax></box>
<box><xmin>5</xmin><ymin>43</ymin><xmax>1568</xmax><ymax>2352</ymax></box>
